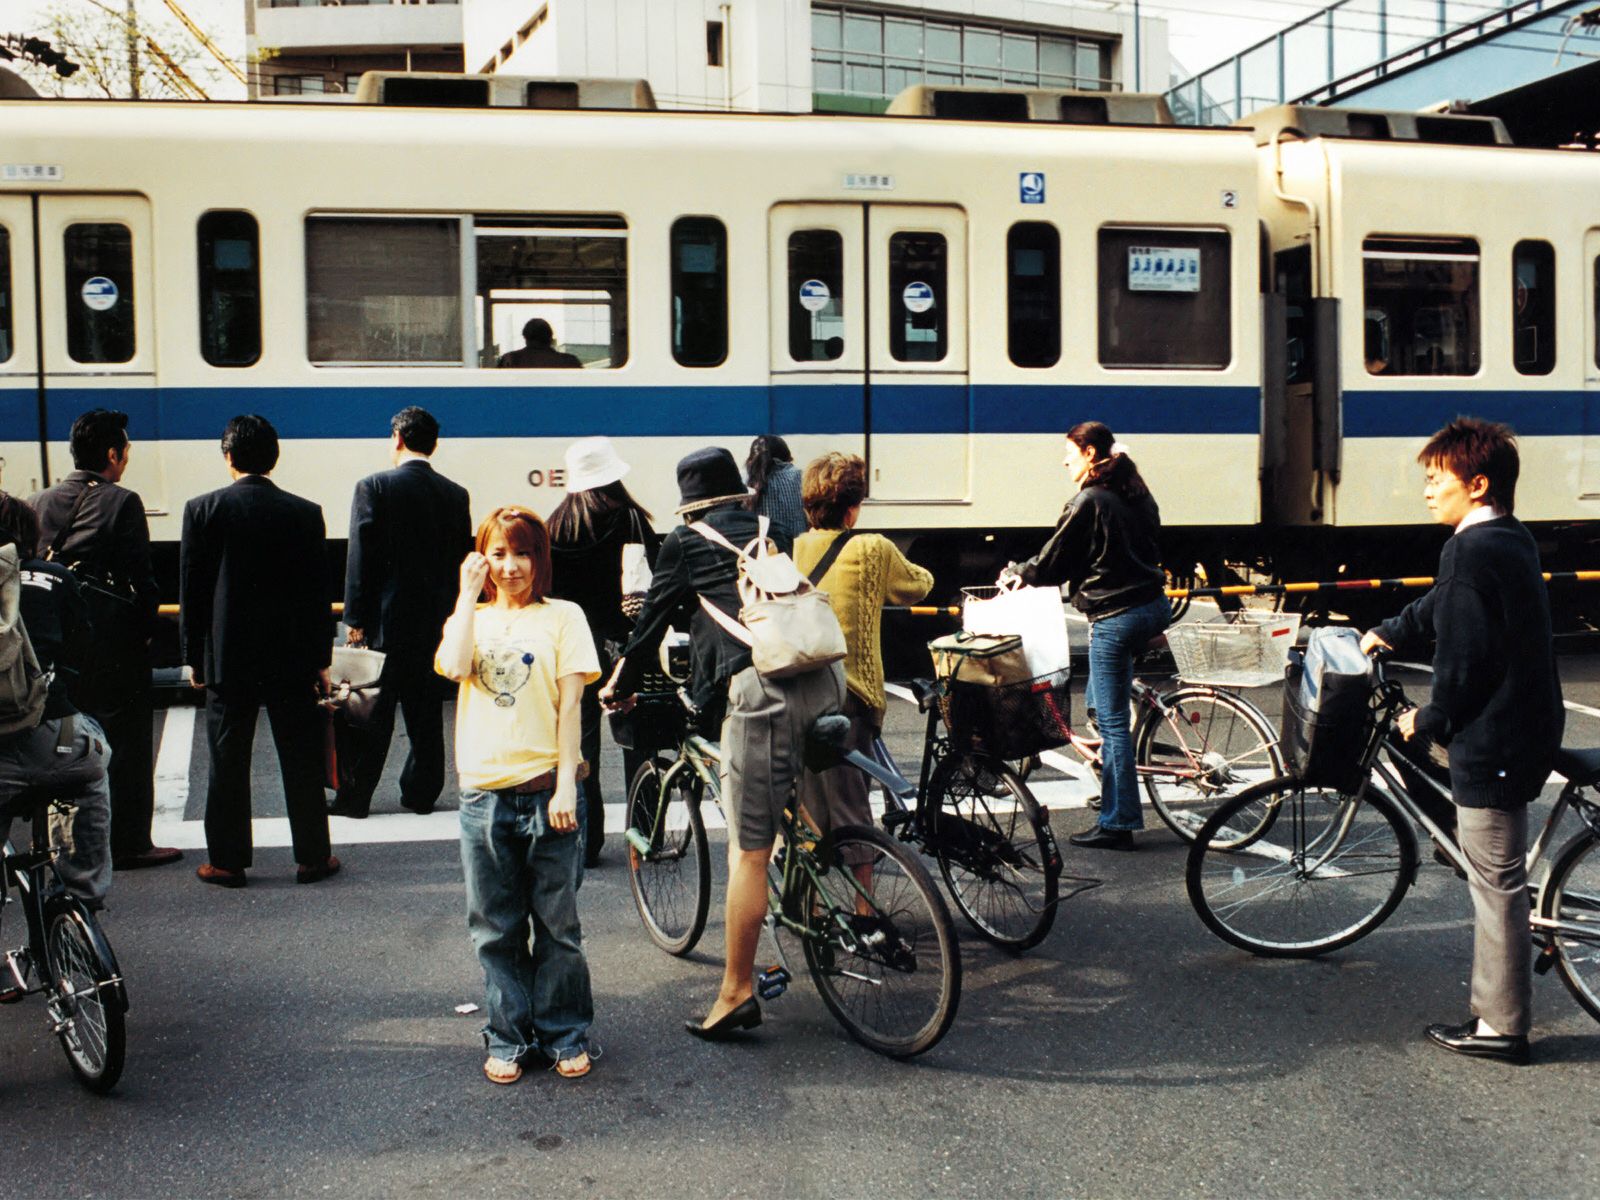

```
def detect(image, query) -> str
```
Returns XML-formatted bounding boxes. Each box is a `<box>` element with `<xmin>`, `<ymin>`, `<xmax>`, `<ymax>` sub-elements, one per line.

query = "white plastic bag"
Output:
<box><xmin>963</xmin><ymin>582</ymin><xmax>1071</xmax><ymax>678</ymax></box>
<box><xmin>621</xmin><ymin>542</ymin><xmax>652</xmax><ymax>619</ymax></box>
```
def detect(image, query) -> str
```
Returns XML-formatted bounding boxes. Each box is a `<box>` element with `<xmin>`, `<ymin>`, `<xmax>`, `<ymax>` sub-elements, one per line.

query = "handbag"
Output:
<box><xmin>325</xmin><ymin>645</ymin><xmax>386</xmax><ymax>729</ymax></box>
<box><xmin>620</xmin><ymin>510</ymin><xmax>654</xmax><ymax>621</ymax></box>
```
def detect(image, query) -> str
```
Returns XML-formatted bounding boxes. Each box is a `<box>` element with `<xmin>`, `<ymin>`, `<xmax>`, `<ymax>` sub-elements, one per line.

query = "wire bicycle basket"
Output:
<box><xmin>1165</xmin><ymin>611</ymin><xmax>1301</xmax><ymax>689</ymax></box>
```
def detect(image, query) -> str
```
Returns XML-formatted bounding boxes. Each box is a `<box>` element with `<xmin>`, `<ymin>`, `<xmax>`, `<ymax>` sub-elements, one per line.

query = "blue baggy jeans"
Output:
<box><xmin>1086</xmin><ymin>597</ymin><xmax>1172</xmax><ymax>832</ymax></box>
<box><xmin>458</xmin><ymin>786</ymin><xmax>593</xmax><ymax>1064</ymax></box>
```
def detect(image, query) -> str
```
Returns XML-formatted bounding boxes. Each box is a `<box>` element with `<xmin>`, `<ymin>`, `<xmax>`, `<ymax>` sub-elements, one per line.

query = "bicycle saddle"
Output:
<box><xmin>1554</xmin><ymin>747</ymin><xmax>1600</xmax><ymax>787</ymax></box>
<box><xmin>802</xmin><ymin>712</ymin><xmax>853</xmax><ymax>773</ymax></box>
<box><xmin>908</xmin><ymin>678</ymin><xmax>940</xmax><ymax>712</ymax></box>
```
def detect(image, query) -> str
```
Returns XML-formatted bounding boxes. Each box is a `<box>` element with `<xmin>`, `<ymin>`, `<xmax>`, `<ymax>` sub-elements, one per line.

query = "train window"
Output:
<box><xmin>1007</xmin><ymin>222</ymin><xmax>1060</xmax><ymax>368</ymax></box>
<box><xmin>1097</xmin><ymin>228</ymin><xmax>1231</xmax><ymax>369</ymax></box>
<box><xmin>198</xmin><ymin>211</ymin><xmax>262</xmax><ymax>368</ymax></box>
<box><xmin>1513</xmin><ymin>240</ymin><xmax>1555</xmax><ymax>376</ymax></box>
<box><xmin>788</xmin><ymin>230</ymin><xmax>845</xmax><ymax>362</ymax></box>
<box><xmin>1361</xmin><ymin>237</ymin><xmax>1479</xmax><ymax>376</ymax></box>
<box><xmin>475</xmin><ymin>217</ymin><xmax>628</xmax><ymax>369</ymax></box>
<box><xmin>888</xmin><ymin>231</ymin><xmax>947</xmax><ymax>363</ymax></box>
<box><xmin>1275</xmin><ymin>245</ymin><xmax>1312</xmax><ymax>385</ymax></box>
<box><xmin>0</xmin><ymin>228</ymin><xmax>10</xmax><ymax>363</ymax></box>
<box><xmin>306</xmin><ymin>217</ymin><xmax>462</xmax><ymax>365</ymax></box>
<box><xmin>65</xmin><ymin>223</ymin><xmax>136</xmax><ymax>364</ymax></box>
<box><xmin>671</xmin><ymin>217</ymin><xmax>727</xmax><ymax>368</ymax></box>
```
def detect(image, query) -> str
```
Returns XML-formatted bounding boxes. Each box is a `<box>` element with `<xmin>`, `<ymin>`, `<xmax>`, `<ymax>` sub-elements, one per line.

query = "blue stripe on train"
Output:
<box><xmin>1343</xmin><ymin>391</ymin><xmax>1584</xmax><ymax>439</ymax></box>
<box><xmin>9</xmin><ymin>382</ymin><xmax>1263</xmax><ymax>441</ymax></box>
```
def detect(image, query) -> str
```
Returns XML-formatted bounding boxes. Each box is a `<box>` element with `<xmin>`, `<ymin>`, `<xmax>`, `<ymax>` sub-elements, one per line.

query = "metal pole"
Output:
<box><xmin>126</xmin><ymin>0</ymin><xmax>141</xmax><ymax>99</ymax></box>
<box><xmin>1133</xmin><ymin>1</ymin><xmax>1142</xmax><ymax>91</ymax></box>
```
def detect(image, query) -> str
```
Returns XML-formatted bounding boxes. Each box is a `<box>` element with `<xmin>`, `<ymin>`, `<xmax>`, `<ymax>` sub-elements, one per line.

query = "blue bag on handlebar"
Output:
<box><xmin>1281</xmin><ymin>627</ymin><xmax>1376</xmax><ymax>795</ymax></box>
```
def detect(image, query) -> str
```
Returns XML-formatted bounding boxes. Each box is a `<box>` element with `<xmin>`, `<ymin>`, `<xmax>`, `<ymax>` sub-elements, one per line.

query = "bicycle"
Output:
<box><xmin>1184</xmin><ymin>655</ymin><xmax>1600</xmax><ymax>1026</ymax></box>
<box><xmin>1</xmin><ymin>788</ymin><xmax>127</xmax><ymax>1092</ymax></box>
<box><xmin>622</xmin><ymin>693</ymin><xmax>961</xmax><ymax>1057</ymax></box>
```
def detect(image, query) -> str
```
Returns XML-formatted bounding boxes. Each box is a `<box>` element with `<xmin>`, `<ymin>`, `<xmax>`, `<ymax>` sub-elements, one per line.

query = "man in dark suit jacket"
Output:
<box><xmin>333</xmin><ymin>406</ymin><xmax>472</xmax><ymax>818</ymax></box>
<box><xmin>180</xmin><ymin>415</ymin><xmax>338</xmax><ymax>888</ymax></box>
<box><xmin>30</xmin><ymin>409</ymin><xmax>180</xmax><ymax>871</ymax></box>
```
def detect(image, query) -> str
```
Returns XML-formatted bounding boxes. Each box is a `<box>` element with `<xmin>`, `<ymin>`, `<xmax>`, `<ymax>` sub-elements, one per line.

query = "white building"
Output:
<box><xmin>248</xmin><ymin>1</ymin><xmax>466</xmax><ymax>97</ymax></box>
<box><xmin>470</xmin><ymin>1</ymin><xmax>1170</xmax><ymax>114</ymax></box>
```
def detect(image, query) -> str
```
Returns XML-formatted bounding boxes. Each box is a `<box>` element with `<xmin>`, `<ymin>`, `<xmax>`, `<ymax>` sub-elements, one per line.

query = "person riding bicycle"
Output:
<box><xmin>600</xmin><ymin>446</ymin><xmax>845</xmax><ymax>1041</ymax></box>
<box><xmin>1360</xmin><ymin>418</ymin><xmax>1563</xmax><ymax>1065</ymax></box>
<box><xmin>0</xmin><ymin>494</ymin><xmax>112</xmax><ymax>911</ymax></box>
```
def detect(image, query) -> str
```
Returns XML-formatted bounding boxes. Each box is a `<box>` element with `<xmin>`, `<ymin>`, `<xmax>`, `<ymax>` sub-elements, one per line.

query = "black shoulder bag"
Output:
<box><xmin>45</xmin><ymin>480</ymin><xmax>140</xmax><ymax>655</ymax></box>
<box><xmin>806</xmin><ymin>529</ymin><xmax>858</xmax><ymax>588</ymax></box>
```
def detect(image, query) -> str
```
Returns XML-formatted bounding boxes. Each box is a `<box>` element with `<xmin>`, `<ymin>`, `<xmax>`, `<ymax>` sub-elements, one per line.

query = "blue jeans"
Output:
<box><xmin>459</xmin><ymin>786</ymin><xmax>593</xmax><ymax>1064</ymax></box>
<box><xmin>1086</xmin><ymin>597</ymin><xmax>1171</xmax><ymax>832</ymax></box>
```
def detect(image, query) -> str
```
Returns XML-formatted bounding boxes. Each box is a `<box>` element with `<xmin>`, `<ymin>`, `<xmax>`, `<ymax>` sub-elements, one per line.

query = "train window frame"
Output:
<box><xmin>305</xmin><ymin>214</ymin><xmax>464</xmax><ymax>367</ymax></box>
<box><xmin>1007</xmin><ymin>221</ymin><xmax>1060</xmax><ymax>369</ymax></box>
<box><xmin>1361</xmin><ymin>235</ymin><xmax>1481</xmax><ymax>378</ymax></box>
<box><xmin>1097</xmin><ymin>226</ymin><xmax>1232</xmax><ymax>370</ymax></box>
<box><xmin>670</xmin><ymin>216</ymin><xmax>728</xmax><ymax>369</ymax></box>
<box><xmin>0</xmin><ymin>226</ymin><xmax>11</xmax><ymax>364</ymax></box>
<box><xmin>787</xmin><ymin>229</ymin><xmax>846</xmax><ymax>363</ymax></box>
<box><xmin>1512</xmin><ymin>239</ymin><xmax>1555</xmax><ymax>377</ymax></box>
<box><xmin>64</xmin><ymin>222</ymin><xmax>136</xmax><ymax>365</ymax></box>
<box><xmin>473</xmin><ymin>215</ymin><xmax>630</xmax><ymax>371</ymax></box>
<box><xmin>197</xmin><ymin>210</ymin><xmax>262</xmax><ymax>369</ymax></box>
<box><xmin>888</xmin><ymin>230</ymin><xmax>948</xmax><ymax>364</ymax></box>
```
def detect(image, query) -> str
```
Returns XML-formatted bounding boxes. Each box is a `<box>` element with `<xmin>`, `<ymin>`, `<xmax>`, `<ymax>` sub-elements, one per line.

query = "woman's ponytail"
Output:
<box><xmin>1067</xmin><ymin>421</ymin><xmax>1152</xmax><ymax>505</ymax></box>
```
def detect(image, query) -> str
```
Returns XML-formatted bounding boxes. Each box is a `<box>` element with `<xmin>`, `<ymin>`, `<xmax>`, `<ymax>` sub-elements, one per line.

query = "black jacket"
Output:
<box><xmin>1376</xmin><ymin>515</ymin><xmax>1563</xmax><ymax>808</ymax></box>
<box><xmin>180</xmin><ymin>475</ymin><xmax>332</xmax><ymax>693</ymax></box>
<box><xmin>550</xmin><ymin>506</ymin><xmax>661</xmax><ymax>647</ymax></box>
<box><xmin>29</xmin><ymin>471</ymin><xmax>160</xmax><ymax>644</ymax></box>
<box><xmin>616</xmin><ymin>506</ymin><xmax>789</xmax><ymax>714</ymax></box>
<box><xmin>342</xmin><ymin>459</ymin><xmax>472</xmax><ymax>657</ymax></box>
<box><xmin>1015</xmin><ymin>484</ymin><xmax>1165</xmax><ymax>619</ymax></box>
<box><xmin>18</xmin><ymin>560</ymin><xmax>91</xmax><ymax>720</ymax></box>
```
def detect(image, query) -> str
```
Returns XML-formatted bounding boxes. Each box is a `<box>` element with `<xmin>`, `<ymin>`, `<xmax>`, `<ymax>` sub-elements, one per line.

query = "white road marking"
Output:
<box><xmin>152</xmin><ymin>705</ymin><xmax>195</xmax><ymax>821</ymax></box>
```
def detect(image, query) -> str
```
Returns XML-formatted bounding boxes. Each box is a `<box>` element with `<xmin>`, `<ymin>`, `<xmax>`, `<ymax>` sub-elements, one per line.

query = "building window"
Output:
<box><xmin>1098</xmin><ymin>228</ymin><xmax>1231</xmax><ymax>370</ymax></box>
<box><xmin>1008</xmin><ymin>222</ymin><xmax>1060</xmax><ymax>368</ymax></box>
<box><xmin>788</xmin><ymin>230</ymin><xmax>845</xmax><ymax>362</ymax></box>
<box><xmin>811</xmin><ymin>3</ymin><xmax>1112</xmax><ymax>101</ymax></box>
<box><xmin>1513</xmin><ymin>240</ymin><xmax>1555</xmax><ymax>376</ymax></box>
<box><xmin>198</xmin><ymin>211</ymin><xmax>262</xmax><ymax>368</ymax></box>
<box><xmin>671</xmin><ymin>217</ymin><xmax>727</xmax><ymax>368</ymax></box>
<box><xmin>305</xmin><ymin>216</ymin><xmax>462</xmax><ymax>364</ymax></box>
<box><xmin>1362</xmin><ymin>236</ymin><xmax>1479</xmax><ymax>376</ymax></box>
<box><xmin>707</xmin><ymin>21</ymin><xmax>724</xmax><ymax>68</ymax></box>
<box><xmin>0</xmin><ymin>227</ymin><xmax>11</xmax><ymax>364</ymax></box>
<box><xmin>273</xmin><ymin>74</ymin><xmax>327</xmax><ymax>95</ymax></box>
<box><xmin>475</xmin><ymin>217</ymin><xmax>628</xmax><ymax>369</ymax></box>
<box><xmin>65</xmin><ymin>223</ymin><xmax>136</xmax><ymax>364</ymax></box>
<box><xmin>888</xmin><ymin>231</ymin><xmax>946</xmax><ymax>363</ymax></box>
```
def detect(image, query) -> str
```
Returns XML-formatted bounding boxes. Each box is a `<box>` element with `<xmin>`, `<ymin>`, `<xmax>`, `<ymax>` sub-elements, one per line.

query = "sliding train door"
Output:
<box><xmin>1584</xmin><ymin>229</ymin><xmax>1600</xmax><ymax>500</ymax></box>
<box><xmin>0</xmin><ymin>195</ymin><xmax>42</xmax><ymax>494</ymax></box>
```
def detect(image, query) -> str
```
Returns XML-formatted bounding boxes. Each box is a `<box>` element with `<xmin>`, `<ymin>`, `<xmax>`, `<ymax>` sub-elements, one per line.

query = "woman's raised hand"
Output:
<box><xmin>460</xmin><ymin>552</ymin><xmax>490</xmax><ymax>600</ymax></box>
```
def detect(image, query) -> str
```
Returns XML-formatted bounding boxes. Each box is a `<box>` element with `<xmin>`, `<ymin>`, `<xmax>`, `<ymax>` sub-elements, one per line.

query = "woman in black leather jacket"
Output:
<box><xmin>1006</xmin><ymin>422</ymin><xmax>1169</xmax><ymax>851</ymax></box>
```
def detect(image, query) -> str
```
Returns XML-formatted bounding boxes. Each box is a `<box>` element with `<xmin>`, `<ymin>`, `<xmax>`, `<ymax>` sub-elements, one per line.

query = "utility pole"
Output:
<box><xmin>126</xmin><ymin>0</ymin><xmax>141</xmax><ymax>98</ymax></box>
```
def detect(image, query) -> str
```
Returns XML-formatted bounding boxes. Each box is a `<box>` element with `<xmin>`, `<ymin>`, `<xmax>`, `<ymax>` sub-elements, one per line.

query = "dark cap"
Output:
<box><xmin>674</xmin><ymin>446</ymin><xmax>750</xmax><ymax>515</ymax></box>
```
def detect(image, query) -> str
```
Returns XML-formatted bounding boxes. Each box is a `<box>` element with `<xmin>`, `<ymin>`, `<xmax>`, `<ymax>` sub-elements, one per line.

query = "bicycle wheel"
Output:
<box><xmin>625</xmin><ymin>758</ymin><xmax>711</xmax><ymax>957</ymax></box>
<box><xmin>799</xmin><ymin>824</ymin><xmax>961</xmax><ymax>1058</ymax></box>
<box><xmin>1186</xmin><ymin>776</ymin><xmax>1415</xmax><ymax>958</ymax></box>
<box><xmin>1138</xmin><ymin>685</ymin><xmax>1285</xmax><ymax>847</ymax></box>
<box><xmin>1541</xmin><ymin>831</ymin><xmax>1600</xmax><ymax>1024</ymax></box>
<box><xmin>44</xmin><ymin>900</ymin><xmax>125</xmax><ymax>1093</ymax></box>
<box><xmin>927</xmin><ymin>753</ymin><xmax>1059</xmax><ymax>950</ymax></box>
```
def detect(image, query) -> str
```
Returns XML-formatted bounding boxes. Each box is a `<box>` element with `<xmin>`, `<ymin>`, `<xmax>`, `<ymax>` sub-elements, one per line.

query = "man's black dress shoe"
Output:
<box><xmin>1425</xmin><ymin>1018</ymin><xmax>1530</xmax><ymax>1065</ymax></box>
<box><xmin>685</xmin><ymin>997</ymin><xmax>762</xmax><ymax>1041</ymax></box>
<box><xmin>327</xmin><ymin>801</ymin><xmax>369</xmax><ymax>820</ymax></box>
<box><xmin>1068</xmin><ymin>825</ymin><xmax>1135</xmax><ymax>851</ymax></box>
<box><xmin>399</xmin><ymin>799</ymin><xmax>436</xmax><ymax>816</ymax></box>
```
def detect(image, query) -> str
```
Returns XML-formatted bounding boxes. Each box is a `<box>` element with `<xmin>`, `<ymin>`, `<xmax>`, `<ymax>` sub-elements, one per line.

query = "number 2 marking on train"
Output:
<box><xmin>1220</xmin><ymin>189</ymin><xmax>1239</xmax><ymax>209</ymax></box>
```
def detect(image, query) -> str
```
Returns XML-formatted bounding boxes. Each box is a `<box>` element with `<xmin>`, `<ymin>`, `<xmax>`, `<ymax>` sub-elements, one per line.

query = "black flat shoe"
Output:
<box><xmin>327</xmin><ymin>801</ymin><xmax>369</xmax><ymax>820</ymax></box>
<box><xmin>1425</xmin><ymin>1018</ymin><xmax>1530</xmax><ymax>1065</ymax></box>
<box><xmin>399</xmin><ymin>800</ymin><xmax>436</xmax><ymax>816</ymax></box>
<box><xmin>685</xmin><ymin>997</ymin><xmax>762</xmax><ymax>1041</ymax></box>
<box><xmin>1068</xmin><ymin>826</ymin><xmax>1135</xmax><ymax>851</ymax></box>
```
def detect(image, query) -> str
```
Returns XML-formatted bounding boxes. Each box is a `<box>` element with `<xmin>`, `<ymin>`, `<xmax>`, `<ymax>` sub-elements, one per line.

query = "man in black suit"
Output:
<box><xmin>333</xmin><ymin>406</ymin><xmax>472</xmax><ymax>818</ymax></box>
<box><xmin>30</xmin><ymin>409</ymin><xmax>180</xmax><ymax>871</ymax></box>
<box><xmin>180</xmin><ymin>415</ymin><xmax>339</xmax><ymax>888</ymax></box>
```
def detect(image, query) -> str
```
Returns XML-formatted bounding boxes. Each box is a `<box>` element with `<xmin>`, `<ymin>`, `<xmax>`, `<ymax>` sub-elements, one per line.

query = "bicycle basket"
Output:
<box><xmin>608</xmin><ymin>687</ymin><xmax>686</xmax><ymax>755</ymax></box>
<box><xmin>928</xmin><ymin>632</ymin><xmax>1032</xmax><ymax>687</ymax></box>
<box><xmin>1165</xmin><ymin>612</ymin><xmax>1301</xmax><ymax>688</ymax></box>
<box><xmin>942</xmin><ymin>668</ymin><xmax>1072</xmax><ymax>760</ymax></box>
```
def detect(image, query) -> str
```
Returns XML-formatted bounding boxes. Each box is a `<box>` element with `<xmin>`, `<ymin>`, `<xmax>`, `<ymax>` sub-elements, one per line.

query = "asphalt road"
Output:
<box><xmin>5</xmin><ymin>652</ymin><xmax>1600</xmax><ymax>1198</ymax></box>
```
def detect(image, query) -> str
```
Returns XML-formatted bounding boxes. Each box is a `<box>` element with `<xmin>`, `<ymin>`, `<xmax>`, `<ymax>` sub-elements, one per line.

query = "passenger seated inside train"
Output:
<box><xmin>496</xmin><ymin>318</ymin><xmax>583</xmax><ymax>369</ymax></box>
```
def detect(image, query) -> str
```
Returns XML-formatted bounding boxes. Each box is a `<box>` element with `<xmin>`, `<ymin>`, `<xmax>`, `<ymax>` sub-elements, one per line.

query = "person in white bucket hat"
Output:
<box><xmin>548</xmin><ymin>437</ymin><xmax>660</xmax><ymax>868</ymax></box>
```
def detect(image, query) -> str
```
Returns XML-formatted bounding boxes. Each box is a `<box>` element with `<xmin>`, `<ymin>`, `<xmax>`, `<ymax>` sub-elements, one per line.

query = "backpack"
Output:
<box><xmin>689</xmin><ymin>516</ymin><xmax>846</xmax><ymax>679</ymax></box>
<box><xmin>1281</xmin><ymin>627</ymin><xmax>1376</xmax><ymax>794</ymax></box>
<box><xmin>0</xmin><ymin>543</ymin><xmax>49</xmax><ymax>737</ymax></box>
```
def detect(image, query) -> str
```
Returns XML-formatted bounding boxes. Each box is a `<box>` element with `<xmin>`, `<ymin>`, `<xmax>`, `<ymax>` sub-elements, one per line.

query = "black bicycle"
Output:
<box><xmin>1</xmin><ymin>789</ymin><xmax>127</xmax><ymax>1092</ymax></box>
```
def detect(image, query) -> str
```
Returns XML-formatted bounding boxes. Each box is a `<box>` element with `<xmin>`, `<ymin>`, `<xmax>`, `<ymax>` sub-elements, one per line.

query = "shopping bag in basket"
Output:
<box><xmin>928</xmin><ymin>632</ymin><xmax>1032</xmax><ymax>687</ymax></box>
<box><xmin>963</xmin><ymin>582</ymin><xmax>1071</xmax><ymax>677</ymax></box>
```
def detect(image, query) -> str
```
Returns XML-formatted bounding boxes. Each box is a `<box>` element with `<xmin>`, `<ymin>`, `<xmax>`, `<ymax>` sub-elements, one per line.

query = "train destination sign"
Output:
<box><xmin>1128</xmin><ymin>247</ymin><xmax>1200</xmax><ymax>293</ymax></box>
<box><xmin>798</xmin><ymin>279</ymin><xmax>832</xmax><ymax>312</ymax></box>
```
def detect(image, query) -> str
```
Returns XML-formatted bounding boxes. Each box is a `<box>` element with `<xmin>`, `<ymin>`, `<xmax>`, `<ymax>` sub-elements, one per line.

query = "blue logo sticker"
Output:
<box><xmin>1019</xmin><ymin>172</ymin><xmax>1045</xmax><ymax>204</ymax></box>
<box><xmin>81</xmin><ymin>275</ymin><xmax>119</xmax><ymax>312</ymax></box>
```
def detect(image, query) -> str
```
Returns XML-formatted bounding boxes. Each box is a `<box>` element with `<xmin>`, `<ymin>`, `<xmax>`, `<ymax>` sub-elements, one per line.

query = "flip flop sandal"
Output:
<box><xmin>554</xmin><ymin>1052</ymin><xmax>591</xmax><ymax>1079</ymax></box>
<box><xmin>483</xmin><ymin>1056</ymin><xmax>523</xmax><ymax>1085</ymax></box>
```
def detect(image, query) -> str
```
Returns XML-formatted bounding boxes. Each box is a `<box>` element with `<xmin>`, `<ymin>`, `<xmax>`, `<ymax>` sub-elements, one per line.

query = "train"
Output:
<box><xmin>2</xmin><ymin>75</ymin><xmax>1596</xmax><ymax>620</ymax></box>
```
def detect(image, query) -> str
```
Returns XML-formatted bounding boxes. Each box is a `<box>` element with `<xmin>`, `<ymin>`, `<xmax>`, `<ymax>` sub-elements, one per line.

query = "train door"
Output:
<box><xmin>0</xmin><ymin>195</ymin><xmax>41</xmax><ymax>494</ymax></box>
<box><xmin>768</xmin><ymin>203</ymin><xmax>969</xmax><ymax>501</ymax></box>
<box><xmin>1584</xmin><ymin>229</ymin><xmax>1600</xmax><ymax>499</ymax></box>
<box><xmin>34</xmin><ymin>196</ymin><xmax>164</xmax><ymax>508</ymax></box>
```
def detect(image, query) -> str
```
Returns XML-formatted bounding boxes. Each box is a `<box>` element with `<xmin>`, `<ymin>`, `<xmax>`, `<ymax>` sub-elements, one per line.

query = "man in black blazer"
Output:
<box><xmin>180</xmin><ymin>415</ymin><xmax>339</xmax><ymax>888</ymax></box>
<box><xmin>30</xmin><ymin>409</ymin><xmax>180</xmax><ymax>872</ymax></box>
<box><xmin>333</xmin><ymin>406</ymin><xmax>472</xmax><ymax>818</ymax></box>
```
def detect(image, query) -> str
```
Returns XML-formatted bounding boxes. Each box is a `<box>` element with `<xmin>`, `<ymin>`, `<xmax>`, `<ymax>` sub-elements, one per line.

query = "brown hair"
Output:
<box><xmin>0</xmin><ymin>493</ymin><xmax>40</xmax><ymax>559</ymax></box>
<box><xmin>474</xmin><ymin>506</ymin><xmax>552</xmax><ymax>603</ymax></box>
<box><xmin>802</xmin><ymin>452</ymin><xmax>867</xmax><ymax>530</ymax></box>
<box><xmin>1418</xmin><ymin>417</ymin><xmax>1519</xmax><ymax>515</ymax></box>
<box><xmin>1067</xmin><ymin>420</ymin><xmax>1152</xmax><ymax>505</ymax></box>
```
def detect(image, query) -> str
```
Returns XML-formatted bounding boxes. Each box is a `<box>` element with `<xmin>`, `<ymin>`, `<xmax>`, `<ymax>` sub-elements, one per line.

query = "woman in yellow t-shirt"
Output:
<box><xmin>436</xmin><ymin>506</ymin><xmax>601</xmax><ymax>1084</ymax></box>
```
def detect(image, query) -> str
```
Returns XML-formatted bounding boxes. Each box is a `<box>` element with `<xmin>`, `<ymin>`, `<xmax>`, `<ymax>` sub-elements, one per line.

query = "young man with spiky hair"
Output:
<box><xmin>1363</xmin><ymin>417</ymin><xmax>1564</xmax><ymax>1065</ymax></box>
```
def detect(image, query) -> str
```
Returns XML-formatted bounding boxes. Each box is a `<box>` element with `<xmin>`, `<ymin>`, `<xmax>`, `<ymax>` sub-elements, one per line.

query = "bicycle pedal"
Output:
<box><xmin>757</xmin><ymin>964</ymin><xmax>791</xmax><ymax>1001</ymax></box>
<box><xmin>1533</xmin><ymin>941</ymin><xmax>1558</xmax><ymax>976</ymax></box>
<box><xmin>881</xmin><ymin>810</ymin><xmax>912</xmax><ymax>833</ymax></box>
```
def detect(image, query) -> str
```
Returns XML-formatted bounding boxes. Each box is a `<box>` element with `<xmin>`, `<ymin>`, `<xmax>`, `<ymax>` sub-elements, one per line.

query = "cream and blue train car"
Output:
<box><xmin>1253</xmin><ymin>104</ymin><xmax>1600</xmax><ymax>590</ymax></box>
<box><xmin>0</xmin><ymin>84</ymin><xmax>1264</xmax><ymax>594</ymax></box>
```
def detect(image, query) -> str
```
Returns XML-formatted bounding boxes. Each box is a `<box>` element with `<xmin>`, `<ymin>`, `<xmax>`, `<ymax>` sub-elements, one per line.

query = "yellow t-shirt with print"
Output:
<box><xmin>437</xmin><ymin>598</ymin><xmax>601</xmax><ymax>792</ymax></box>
